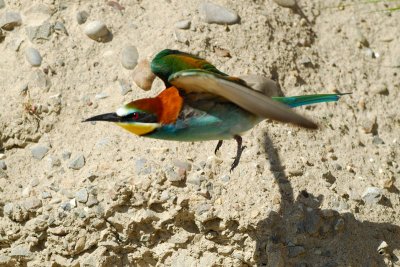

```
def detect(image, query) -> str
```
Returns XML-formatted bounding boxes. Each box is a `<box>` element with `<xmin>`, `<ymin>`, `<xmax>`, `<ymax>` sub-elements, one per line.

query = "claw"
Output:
<box><xmin>214</xmin><ymin>140</ymin><xmax>223</xmax><ymax>155</ymax></box>
<box><xmin>230</xmin><ymin>135</ymin><xmax>246</xmax><ymax>172</ymax></box>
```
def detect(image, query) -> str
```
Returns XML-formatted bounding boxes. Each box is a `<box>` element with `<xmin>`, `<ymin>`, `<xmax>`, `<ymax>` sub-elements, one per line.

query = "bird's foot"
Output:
<box><xmin>230</xmin><ymin>135</ymin><xmax>246</xmax><ymax>172</ymax></box>
<box><xmin>214</xmin><ymin>140</ymin><xmax>223</xmax><ymax>155</ymax></box>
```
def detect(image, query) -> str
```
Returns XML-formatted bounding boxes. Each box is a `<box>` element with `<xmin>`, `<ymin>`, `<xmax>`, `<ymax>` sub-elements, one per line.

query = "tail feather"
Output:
<box><xmin>272</xmin><ymin>93</ymin><xmax>350</xmax><ymax>108</ymax></box>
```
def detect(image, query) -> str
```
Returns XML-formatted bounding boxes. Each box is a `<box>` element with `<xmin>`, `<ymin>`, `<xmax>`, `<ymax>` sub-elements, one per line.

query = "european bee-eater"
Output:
<box><xmin>85</xmin><ymin>49</ymin><xmax>348</xmax><ymax>171</ymax></box>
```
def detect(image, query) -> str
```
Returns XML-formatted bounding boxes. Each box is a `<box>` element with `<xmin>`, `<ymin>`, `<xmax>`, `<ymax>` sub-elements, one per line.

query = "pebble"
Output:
<box><xmin>10</xmin><ymin>245</ymin><xmax>31</xmax><ymax>258</ymax></box>
<box><xmin>132</xmin><ymin>59</ymin><xmax>156</xmax><ymax>91</ymax></box>
<box><xmin>41</xmin><ymin>191</ymin><xmax>52</xmax><ymax>199</ymax></box>
<box><xmin>0</xmin><ymin>12</ymin><xmax>22</xmax><ymax>30</ymax></box>
<box><xmin>76</xmin><ymin>10</ymin><xmax>89</xmax><ymax>25</ymax></box>
<box><xmin>118</xmin><ymin>80</ymin><xmax>132</xmax><ymax>95</ymax></box>
<box><xmin>26</xmin><ymin>23</ymin><xmax>52</xmax><ymax>42</ymax></box>
<box><xmin>25</xmin><ymin>47</ymin><xmax>42</xmax><ymax>67</ymax></box>
<box><xmin>240</xmin><ymin>75</ymin><xmax>281</xmax><ymax>97</ymax></box>
<box><xmin>372</xmin><ymin>136</ymin><xmax>384</xmax><ymax>145</ymax></box>
<box><xmin>272</xmin><ymin>0</ymin><xmax>297</xmax><ymax>8</ymax></box>
<box><xmin>0</xmin><ymin>160</ymin><xmax>6</xmax><ymax>170</ymax></box>
<box><xmin>199</xmin><ymin>2</ymin><xmax>240</xmax><ymax>25</ymax></box>
<box><xmin>54</xmin><ymin>21</ymin><xmax>68</xmax><ymax>35</ymax></box>
<box><xmin>68</xmin><ymin>154</ymin><xmax>85</xmax><ymax>170</ymax></box>
<box><xmin>84</xmin><ymin>21</ymin><xmax>110</xmax><ymax>42</ymax></box>
<box><xmin>165</xmin><ymin>167</ymin><xmax>185</xmax><ymax>182</ymax></box>
<box><xmin>175</xmin><ymin>19</ymin><xmax>191</xmax><ymax>29</ymax></box>
<box><xmin>75</xmin><ymin>188</ymin><xmax>89</xmax><ymax>203</ymax></box>
<box><xmin>0</xmin><ymin>153</ymin><xmax>5</xmax><ymax>160</ymax></box>
<box><xmin>0</xmin><ymin>0</ymin><xmax>5</xmax><ymax>9</ymax></box>
<box><xmin>31</xmin><ymin>145</ymin><xmax>50</xmax><ymax>160</ymax></box>
<box><xmin>95</xmin><ymin>92</ymin><xmax>109</xmax><ymax>99</ymax></box>
<box><xmin>121</xmin><ymin>45</ymin><xmax>139</xmax><ymax>70</ymax></box>
<box><xmin>23</xmin><ymin>198</ymin><xmax>42</xmax><ymax>211</ymax></box>
<box><xmin>362</xmin><ymin>187</ymin><xmax>382</xmax><ymax>205</ymax></box>
<box><xmin>86</xmin><ymin>195</ymin><xmax>99</xmax><ymax>207</ymax></box>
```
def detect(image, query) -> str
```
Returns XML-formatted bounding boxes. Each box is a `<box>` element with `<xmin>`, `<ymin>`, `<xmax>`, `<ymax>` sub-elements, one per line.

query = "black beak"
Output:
<box><xmin>83</xmin><ymin>112</ymin><xmax>121</xmax><ymax>123</ymax></box>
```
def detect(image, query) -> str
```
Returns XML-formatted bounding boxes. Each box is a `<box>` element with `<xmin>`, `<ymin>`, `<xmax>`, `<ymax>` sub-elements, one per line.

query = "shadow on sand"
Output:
<box><xmin>249</xmin><ymin>134</ymin><xmax>400</xmax><ymax>266</ymax></box>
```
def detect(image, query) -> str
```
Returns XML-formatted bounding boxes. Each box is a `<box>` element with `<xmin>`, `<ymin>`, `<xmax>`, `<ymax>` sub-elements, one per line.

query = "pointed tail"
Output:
<box><xmin>272</xmin><ymin>93</ymin><xmax>351</xmax><ymax>108</ymax></box>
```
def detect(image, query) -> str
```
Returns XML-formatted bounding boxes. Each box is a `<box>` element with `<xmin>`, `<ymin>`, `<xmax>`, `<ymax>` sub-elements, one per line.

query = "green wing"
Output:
<box><xmin>151</xmin><ymin>49</ymin><xmax>229</xmax><ymax>86</ymax></box>
<box><xmin>169</xmin><ymin>69</ymin><xmax>318</xmax><ymax>129</ymax></box>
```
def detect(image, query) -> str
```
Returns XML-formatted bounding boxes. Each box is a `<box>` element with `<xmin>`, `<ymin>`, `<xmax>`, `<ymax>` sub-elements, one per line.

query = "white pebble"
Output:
<box><xmin>84</xmin><ymin>21</ymin><xmax>110</xmax><ymax>42</ymax></box>
<box><xmin>25</xmin><ymin>47</ymin><xmax>42</xmax><ymax>67</ymax></box>
<box><xmin>272</xmin><ymin>0</ymin><xmax>297</xmax><ymax>8</ymax></box>
<box><xmin>121</xmin><ymin>45</ymin><xmax>139</xmax><ymax>70</ymax></box>
<box><xmin>175</xmin><ymin>20</ymin><xmax>191</xmax><ymax>30</ymax></box>
<box><xmin>199</xmin><ymin>2</ymin><xmax>240</xmax><ymax>25</ymax></box>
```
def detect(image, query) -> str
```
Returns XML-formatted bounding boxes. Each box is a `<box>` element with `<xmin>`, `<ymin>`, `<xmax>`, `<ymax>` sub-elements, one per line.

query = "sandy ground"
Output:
<box><xmin>0</xmin><ymin>0</ymin><xmax>399</xmax><ymax>266</ymax></box>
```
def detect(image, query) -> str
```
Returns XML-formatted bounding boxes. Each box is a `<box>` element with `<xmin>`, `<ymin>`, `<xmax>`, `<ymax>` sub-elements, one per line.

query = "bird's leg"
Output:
<box><xmin>230</xmin><ymin>135</ymin><xmax>247</xmax><ymax>172</ymax></box>
<box><xmin>214</xmin><ymin>140</ymin><xmax>223</xmax><ymax>155</ymax></box>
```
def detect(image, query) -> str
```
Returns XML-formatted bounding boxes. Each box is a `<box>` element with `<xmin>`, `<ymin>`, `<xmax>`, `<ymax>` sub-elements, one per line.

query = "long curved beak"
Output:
<box><xmin>83</xmin><ymin>112</ymin><xmax>121</xmax><ymax>122</ymax></box>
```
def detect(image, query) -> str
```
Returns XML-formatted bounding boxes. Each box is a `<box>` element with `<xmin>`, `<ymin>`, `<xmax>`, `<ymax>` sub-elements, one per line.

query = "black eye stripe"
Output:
<box><xmin>121</xmin><ymin>112</ymin><xmax>158</xmax><ymax>123</ymax></box>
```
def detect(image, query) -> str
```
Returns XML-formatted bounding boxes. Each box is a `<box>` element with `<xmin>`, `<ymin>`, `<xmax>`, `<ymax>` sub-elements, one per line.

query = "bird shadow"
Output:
<box><xmin>249</xmin><ymin>133</ymin><xmax>400</xmax><ymax>266</ymax></box>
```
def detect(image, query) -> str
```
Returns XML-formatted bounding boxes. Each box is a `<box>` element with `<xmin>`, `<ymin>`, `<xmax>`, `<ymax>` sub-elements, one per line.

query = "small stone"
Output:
<box><xmin>31</xmin><ymin>145</ymin><xmax>49</xmax><ymax>160</ymax></box>
<box><xmin>47</xmin><ymin>156</ymin><xmax>61</xmax><ymax>169</ymax></box>
<box><xmin>69</xmin><ymin>198</ymin><xmax>77</xmax><ymax>208</ymax></box>
<box><xmin>175</xmin><ymin>19</ymin><xmax>191</xmax><ymax>29</ymax></box>
<box><xmin>23</xmin><ymin>198</ymin><xmax>42</xmax><ymax>211</ymax></box>
<box><xmin>372</xmin><ymin>136</ymin><xmax>384</xmax><ymax>145</ymax></box>
<box><xmin>60</xmin><ymin>202</ymin><xmax>71</xmax><ymax>211</ymax></box>
<box><xmin>75</xmin><ymin>188</ymin><xmax>88</xmax><ymax>203</ymax></box>
<box><xmin>377</xmin><ymin>241</ymin><xmax>389</xmax><ymax>255</ymax></box>
<box><xmin>76</xmin><ymin>10</ymin><xmax>89</xmax><ymax>24</ymax></box>
<box><xmin>165</xmin><ymin>167</ymin><xmax>184</xmax><ymax>182</ymax></box>
<box><xmin>187</xmin><ymin>172</ymin><xmax>205</xmax><ymax>186</ymax></box>
<box><xmin>41</xmin><ymin>191</ymin><xmax>52</xmax><ymax>199</ymax></box>
<box><xmin>214</xmin><ymin>47</ymin><xmax>231</xmax><ymax>57</ymax></box>
<box><xmin>0</xmin><ymin>160</ymin><xmax>6</xmax><ymax>170</ymax></box>
<box><xmin>10</xmin><ymin>245</ymin><xmax>31</xmax><ymax>258</ymax></box>
<box><xmin>68</xmin><ymin>154</ymin><xmax>85</xmax><ymax>170</ymax></box>
<box><xmin>121</xmin><ymin>45</ymin><xmax>139</xmax><ymax>70</ymax></box>
<box><xmin>220</xmin><ymin>174</ymin><xmax>230</xmax><ymax>183</ymax></box>
<box><xmin>0</xmin><ymin>0</ymin><xmax>5</xmax><ymax>9</ymax></box>
<box><xmin>54</xmin><ymin>21</ymin><xmax>68</xmax><ymax>35</ymax></box>
<box><xmin>240</xmin><ymin>75</ymin><xmax>281</xmax><ymax>97</ymax></box>
<box><xmin>362</xmin><ymin>187</ymin><xmax>382</xmax><ymax>205</ymax></box>
<box><xmin>288</xmin><ymin>246</ymin><xmax>305</xmax><ymax>258</ymax></box>
<box><xmin>118</xmin><ymin>80</ymin><xmax>131</xmax><ymax>95</ymax></box>
<box><xmin>86</xmin><ymin>195</ymin><xmax>99</xmax><ymax>207</ymax></box>
<box><xmin>272</xmin><ymin>0</ymin><xmax>297</xmax><ymax>8</ymax></box>
<box><xmin>0</xmin><ymin>12</ymin><xmax>22</xmax><ymax>30</ymax></box>
<box><xmin>25</xmin><ymin>47</ymin><xmax>42</xmax><ymax>67</ymax></box>
<box><xmin>95</xmin><ymin>92</ymin><xmax>109</xmax><ymax>99</ymax></box>
<box><xmin>26</xmin><ymin>22</ymin><xmax>52</xmax><ymax>42</ymax></box>
<box><xmin>132</xmin><ymin>59</ymin><xmax>156</xmax><ymax>91</ymax></box>
<box><xmin>199</xmin><ymin>2</ymin><xmax>240</xmax><ymax>25</ymax></box>
<box><xmin>3</xmin><ymin>203</ymin><xmax>13</xmax><ymax>215</ymax></box>
<box><xmin>84</xmin><ymin>21</ymin><xmax>110</xmax><ymax>42</ymax></box>
<box><xmin>0</xmin><ymin>153</ymin><xmax>5</xmax><ymax>160</ymax></box>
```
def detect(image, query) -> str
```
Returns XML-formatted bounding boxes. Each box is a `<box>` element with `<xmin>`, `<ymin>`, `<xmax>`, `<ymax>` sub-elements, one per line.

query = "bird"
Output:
<box><xmin>84</xmin><ymin>49</ymin><xmax>348</xmax><ymax>171</ymax></box>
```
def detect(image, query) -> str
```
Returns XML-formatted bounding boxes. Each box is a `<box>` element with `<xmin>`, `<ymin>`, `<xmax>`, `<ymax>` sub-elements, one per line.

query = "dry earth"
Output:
<box><xmin>0</xmin><ymin>0</ymin><xmax>399</xmax><ymax>266</ymax></box>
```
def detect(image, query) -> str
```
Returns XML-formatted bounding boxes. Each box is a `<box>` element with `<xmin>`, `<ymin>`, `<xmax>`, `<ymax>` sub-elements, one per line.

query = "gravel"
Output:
<box><xmin>199</xmin><ymin>2</ymin><xmax>240</xmax><ymax>25</ymax></box>
<box><xmin>25</xmin><ymin>47</ymin><xmax>42</xmax><ymax>67</ymax></box>
<box><xmin>31</xmin><ymin>145</ymin><xmax>50</xmax><ymax>160</ymax></box>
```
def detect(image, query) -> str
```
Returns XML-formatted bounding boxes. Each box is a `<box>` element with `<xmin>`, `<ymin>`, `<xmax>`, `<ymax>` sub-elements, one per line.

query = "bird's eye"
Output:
<box><xmin>132</xmin><ymin>112</ymin><xmax>139</xmax><ymax>120</ymax></box>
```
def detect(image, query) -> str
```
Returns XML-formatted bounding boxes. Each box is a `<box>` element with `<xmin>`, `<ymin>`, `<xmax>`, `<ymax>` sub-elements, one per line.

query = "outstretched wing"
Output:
<box><xmin>169</xmin><ymin>69</ymin><xmax>317</xmax><ymax>129</ymax></box>
<box><xmin>151</xmin><ymin>49</ymin><xmax>229</xmax><ymax>85</ymax></box>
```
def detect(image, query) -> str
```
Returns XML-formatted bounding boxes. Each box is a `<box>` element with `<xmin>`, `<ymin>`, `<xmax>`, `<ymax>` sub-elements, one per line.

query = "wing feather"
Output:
<box><xmin>169</xmin><ymin>69</ymin><xmax>317</xmax><ymax>129</ymax></box>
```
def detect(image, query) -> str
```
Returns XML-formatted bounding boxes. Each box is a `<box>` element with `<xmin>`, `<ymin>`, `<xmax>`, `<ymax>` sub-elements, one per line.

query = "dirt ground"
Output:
<box><xmin>0</xmin><ymin>0</ymin><xmax>399</xmax><ymax>266</ymax></box>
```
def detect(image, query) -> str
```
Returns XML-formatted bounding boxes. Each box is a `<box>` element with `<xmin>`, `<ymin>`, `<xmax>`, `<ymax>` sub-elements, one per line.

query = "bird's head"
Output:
<box><xmin>84</xmin><ymin>98</ymin><xmax>162</xmax><ymax>136</ymax></box>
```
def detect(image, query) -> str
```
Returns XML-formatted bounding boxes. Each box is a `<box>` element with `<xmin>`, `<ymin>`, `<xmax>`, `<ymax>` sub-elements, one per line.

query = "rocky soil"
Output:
<box><xmin>0</xmin><ymin>0</ymin><xmax>399</xmax><ymax>266</ymax></box>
